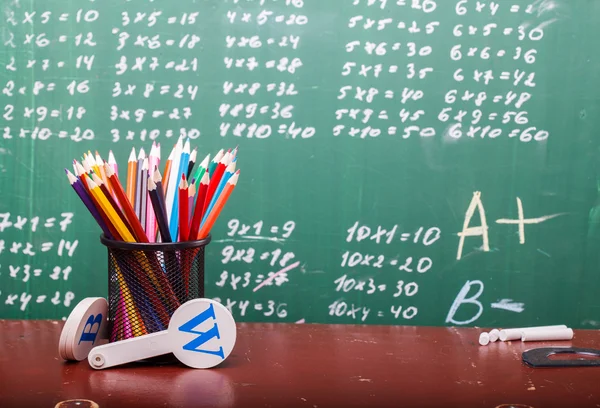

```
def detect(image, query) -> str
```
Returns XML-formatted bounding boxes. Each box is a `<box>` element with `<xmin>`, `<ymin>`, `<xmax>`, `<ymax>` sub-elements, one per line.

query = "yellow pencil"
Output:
<box><xmin>87</xmin><ymin>176</ymin><xmax>136</xmax><ymax>242</ymax></box>
<box><xmin>115</xmin><ymin>267</ymin><xmax>147</xmax><ymax>336</ymax></box>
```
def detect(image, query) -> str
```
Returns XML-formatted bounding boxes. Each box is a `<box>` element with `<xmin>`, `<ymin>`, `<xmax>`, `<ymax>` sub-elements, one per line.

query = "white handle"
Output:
<box><xmin>88</xmin><ymin>331</ymin><xmax>170</xmax><ymax>370</ymax></box>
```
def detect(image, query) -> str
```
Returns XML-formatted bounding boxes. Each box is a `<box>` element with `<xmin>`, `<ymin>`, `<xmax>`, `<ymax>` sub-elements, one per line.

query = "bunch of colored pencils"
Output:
<box><xmin>65</xmin><ymin>138</ymin><xmax>240</xmax><ymax>342</ymax></box>
<box><xmin>66</xmin><ymin>138</ymin><xmax>240</xmax><ymax>244</ymax></box>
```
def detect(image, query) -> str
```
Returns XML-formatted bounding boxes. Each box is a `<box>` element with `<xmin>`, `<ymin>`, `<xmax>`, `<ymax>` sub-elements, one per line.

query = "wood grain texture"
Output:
<box><xmin>1</xmin><ymin>320</ymin><xmax>600</xmax><ymax>408</ymax></box>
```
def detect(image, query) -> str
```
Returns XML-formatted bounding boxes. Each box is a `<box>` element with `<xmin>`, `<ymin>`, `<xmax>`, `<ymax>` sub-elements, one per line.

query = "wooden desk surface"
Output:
<box><xmin>1</xmin><ymin>320</ymin><xmax>599</xmax><ymax>408</ymax></box>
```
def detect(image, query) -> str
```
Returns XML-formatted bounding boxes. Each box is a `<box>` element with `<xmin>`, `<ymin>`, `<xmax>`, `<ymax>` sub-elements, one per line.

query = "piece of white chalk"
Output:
<box><xmin>521</xmin><ymin>327</ymin><xmax>573</xmax><ymax>342</ymax></box>
<box><xmin>488</xmin><ymin>329</ymin><xmax>500</xmax><ymax>342</ymax></box>
<box><xmin>499</xmin><ymin>325</ymin><xmax>568</xmax><ymax>341</ymax></box>
<box><xmin>479</xmin><ymin>332</ymin><xmax>490</xmax><ymax>346</ymax></box>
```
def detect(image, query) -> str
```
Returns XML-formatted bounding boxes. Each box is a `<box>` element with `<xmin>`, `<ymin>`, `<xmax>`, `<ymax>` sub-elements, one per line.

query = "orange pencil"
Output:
<box><xmin>178</xmin><ymin>176</ymin><xmax>189</xmax><ymax>241</ymax></box>
<box><xmin>197</xmin><ymin>171</ymin><xmax>238</xmax><ymax>239</ymax></box>
<box><xmin>126</xmin><ymin>147</ymin><xmax>137</xmax><ymax>207</ymax></box>
<box><xmin>162</xmin><ymin>143</ymin><xmax>176</xmax><ymax>195</ymax></box>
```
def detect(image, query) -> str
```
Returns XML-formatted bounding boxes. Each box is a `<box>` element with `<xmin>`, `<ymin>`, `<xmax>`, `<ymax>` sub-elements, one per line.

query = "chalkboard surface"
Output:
<box><xmin>1</xmin><ymin>0</ymin><xmax>599</xmax><ymax>328</ymax></box>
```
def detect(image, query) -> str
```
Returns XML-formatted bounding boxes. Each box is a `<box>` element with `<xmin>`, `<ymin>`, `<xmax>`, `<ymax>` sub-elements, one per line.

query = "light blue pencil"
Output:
<box><xmin>201</xmin><ymin>161</ymin><xmax>236</xmax><ymax>227</ymax></box>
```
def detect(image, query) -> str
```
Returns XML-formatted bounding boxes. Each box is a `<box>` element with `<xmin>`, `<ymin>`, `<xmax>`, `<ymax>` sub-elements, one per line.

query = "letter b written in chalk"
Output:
<box><xmin>445</xmin><ymin>280</ymin><xmax>484</xmax><ymax>325</ymax></box>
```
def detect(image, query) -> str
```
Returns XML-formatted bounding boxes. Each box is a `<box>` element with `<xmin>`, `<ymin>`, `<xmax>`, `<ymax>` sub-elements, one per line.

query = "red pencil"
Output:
<box><xmin>189</xmin><ymin>172</ymin><xmax>209</xmax><ymax>241</ymax></box>
<box><xmin>178</xmin><ymin>175</ymin><xmax>189</xmax><ymax>242</ymax></box>
<box><xmin>104</xmin><ymin>163</ymin><xmax>148</xmax><ymax>243</ymax></box>
<box><xmin>91</xmin><ymin>173</ymin><xmax>134</xmax><ymax>237</ymax></box>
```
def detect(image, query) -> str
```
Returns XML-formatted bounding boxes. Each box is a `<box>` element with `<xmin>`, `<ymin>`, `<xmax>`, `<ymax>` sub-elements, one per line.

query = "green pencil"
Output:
<box><xmin>192</xmin><ymin>153</ymin><xmax>210</xmax><ymax>186</ymax></box>
<box><xmin>208</xmin><ymin>149</ymin><xmax>224</xmax><ymax>177</ymax></box>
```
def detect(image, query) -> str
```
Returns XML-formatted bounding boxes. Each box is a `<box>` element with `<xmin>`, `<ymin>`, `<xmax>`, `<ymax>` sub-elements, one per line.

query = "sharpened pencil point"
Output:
<box><xmin>128</xmin><ymin>147</ymin><xmax>136</xmax><ymax>162</ymax></box>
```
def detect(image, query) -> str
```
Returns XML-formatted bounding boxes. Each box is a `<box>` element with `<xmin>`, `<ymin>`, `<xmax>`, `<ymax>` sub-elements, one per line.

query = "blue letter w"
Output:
<box><xmin>178</xmin><ymin>304</ymin><xmax>225</xmax><ymax>359</ymax></box>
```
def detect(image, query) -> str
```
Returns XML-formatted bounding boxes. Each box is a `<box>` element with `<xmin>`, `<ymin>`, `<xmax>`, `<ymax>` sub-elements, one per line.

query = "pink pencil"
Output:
<box><xmin>120</xmin><ymin>293</ymin><xmax>133</xmax><ymax>340</ymax></box>
<box><xmin>187</xmin><ymin>181</ymin><xmax>196</xmax><ymax>223</ymax></box>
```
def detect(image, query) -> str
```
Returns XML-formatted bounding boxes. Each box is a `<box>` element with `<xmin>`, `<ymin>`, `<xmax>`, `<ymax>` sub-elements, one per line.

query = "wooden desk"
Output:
<box><xmin>0</xmin><ymin>320</ymin><xmax>599</xmax><ymax>408</ymax></box>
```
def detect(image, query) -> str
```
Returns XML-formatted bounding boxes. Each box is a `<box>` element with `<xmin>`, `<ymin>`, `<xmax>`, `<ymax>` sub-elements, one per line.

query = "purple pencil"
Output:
<box><xmin>65</xmin><ymin>169</ymin><xmax>114</xmax><ymax>239</ymax></box>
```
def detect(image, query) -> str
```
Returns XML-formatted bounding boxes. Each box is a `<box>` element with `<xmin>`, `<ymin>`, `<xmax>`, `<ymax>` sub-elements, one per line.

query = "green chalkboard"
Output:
<box><xmin>1</xmin><ymin>0</ymin><xmax>599</xmax><ymax>329</ymax></box>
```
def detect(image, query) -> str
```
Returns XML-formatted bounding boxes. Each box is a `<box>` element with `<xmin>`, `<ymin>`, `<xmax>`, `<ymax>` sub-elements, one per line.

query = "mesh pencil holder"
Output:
<box><xmin>100</xmin><ymin>234</ymin><xmax>211</xmax><ymax>343</ymax></box>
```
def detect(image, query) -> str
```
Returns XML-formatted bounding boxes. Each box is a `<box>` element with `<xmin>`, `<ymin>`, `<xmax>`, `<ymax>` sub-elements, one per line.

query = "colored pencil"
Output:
<box><xmin>140</xmin><ymin>158</ymin><xmax>149</xmax><ymax>231</ymax></box>
<box><xmin>87</xmin><ymin>177</ymin><xmax>136</xmax><ymax>242</ymax></box>
<box><xmin>86</xmin><ymin>151</ymin><xmax>98</xmax><ymax>175</ymax></box>
<box><xmin>148</xmin><ymin>142</ymin><xmax>161</xmax><ymax>177</ymax></box>
<box><xmin>197</xmin><ymin>171</ymin><xmax>239</xmax><ymax>239</ymax></box>
<box><xmin>74</xmin><ymin>161</ymin><xmax>122</xmax><ymax>240</ymax></box>
<box><xmin>202</xmin><ymin>160</ymin><xmax>236</xmax><ymax>226</ymax></box>
<box><xmin>162</xmin><ymin>144</ymin><xmax>175</xmax><ymax>195</ymax></box>
<box><xmin>168</xmin><ymin>138</ymin><xmax>189</xmax><ymax>240</ymax></box>
<box><xmin>146</xmin><ymin>143</ymin><xmax>160</xmax><ymax>242</ymax></box>
<box><xmin>208</xmin><ymin>149</ymin><xmax>224</xmax><ymax>177</ymax></box>
<box><xmin>187</xmin><ymin>182</ymin><xmax>196</xmax><ymax>223</ymax></box>
<box><xmin>178</xmin><ymin>176</ymin><xmax>190</xmax><ymax>241</ymax></box>
<box><xmin>187</xmin><ymin>147</ymin><xmax>197</xmax><ymax>179</ymax></box>
<box><xmin>73</xmin><ymin>160</ymin><xmax>88</xmax><ymax>186</ymax></box>
<box><xmin>95</xmin><ymin>151</ymin><xmax>111</xmax><ymax>194</ymax></box>
<box><xmin>92</xmin><ymin>173</ymin><xmax>133</xmax><ymax>236</ymax></box>
<box><xmin>134</xmin><ymin>148</ymin><xmax>146</xmax><ymax>224</ymax></box>
<box><xmin>189</xmin><ymin>172</ymin><xmax>209</xmax><ymax>241</ymax></box>
<box><xmin>148</xmin><ymin>176</ymin><xmax>172</xmax><ymax>243</ymax></box>
<box><xmin>66</xmin><ymin>169</ymin><xmax>113</xmax><ymax>239</ymax></box>
<box><xmin>117</xmin><ymin>294</ymin><xmax>133</xmax><ymax>341</ymax></box>
<box><xmin>153</xmin><ymin>167</ymin><xmax>165</xmax><ymax>200</ymax></box>
<box><xmin>165</xmin><ymin>138</ymin><xmax>183</xmax><ymax>236</ymax></box>
<box><xmin>104</xmin><ymin>163</ymin><xmax>148</xmax><ymax>243</ymax></box>
<box><xmin>114</xmin><ymin>267</ymin><xmax>147</xmax><ymax>337</ymax></box>
<box><xmin>108</xmin><ymin>150</ymin><xmax>118</xmax><ymax>175</ymax></box>
<box><xmin>192</xmin><ymin>154</ymin><xmax>210</xmax><ymax>196</ymax></box>
<box><xmin>126</xmin><ymin>147</ymin><xmax>137</xmax><ymax>207</ymax></box>
<box><xmin>69</xmin><ymin>146</ymin><xmax>239</xmax><ymax>244</ymax></box>
<box><xmin>201</xmin><ymin>152</ymin><xmax>229</xmax><ymax>221</ymax></box>
<box><xmin>82</xmin><ymin>155</ymin><xmax>93</xmax><ymax>175</ymax></box>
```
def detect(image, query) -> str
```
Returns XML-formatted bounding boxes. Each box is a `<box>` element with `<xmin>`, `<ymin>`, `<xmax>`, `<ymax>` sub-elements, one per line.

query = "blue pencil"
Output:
<box><xmin>202</xmin><ymin>160</ymin><xmax>236</xmax><ymax>226</ymax></box>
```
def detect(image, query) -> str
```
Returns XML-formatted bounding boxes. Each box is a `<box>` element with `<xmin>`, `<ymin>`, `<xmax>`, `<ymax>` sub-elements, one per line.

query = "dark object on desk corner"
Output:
<box><xmin>523</xmin><ymin>347</ymin><xmax>600</xmax><ymax>367</ymax></box>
